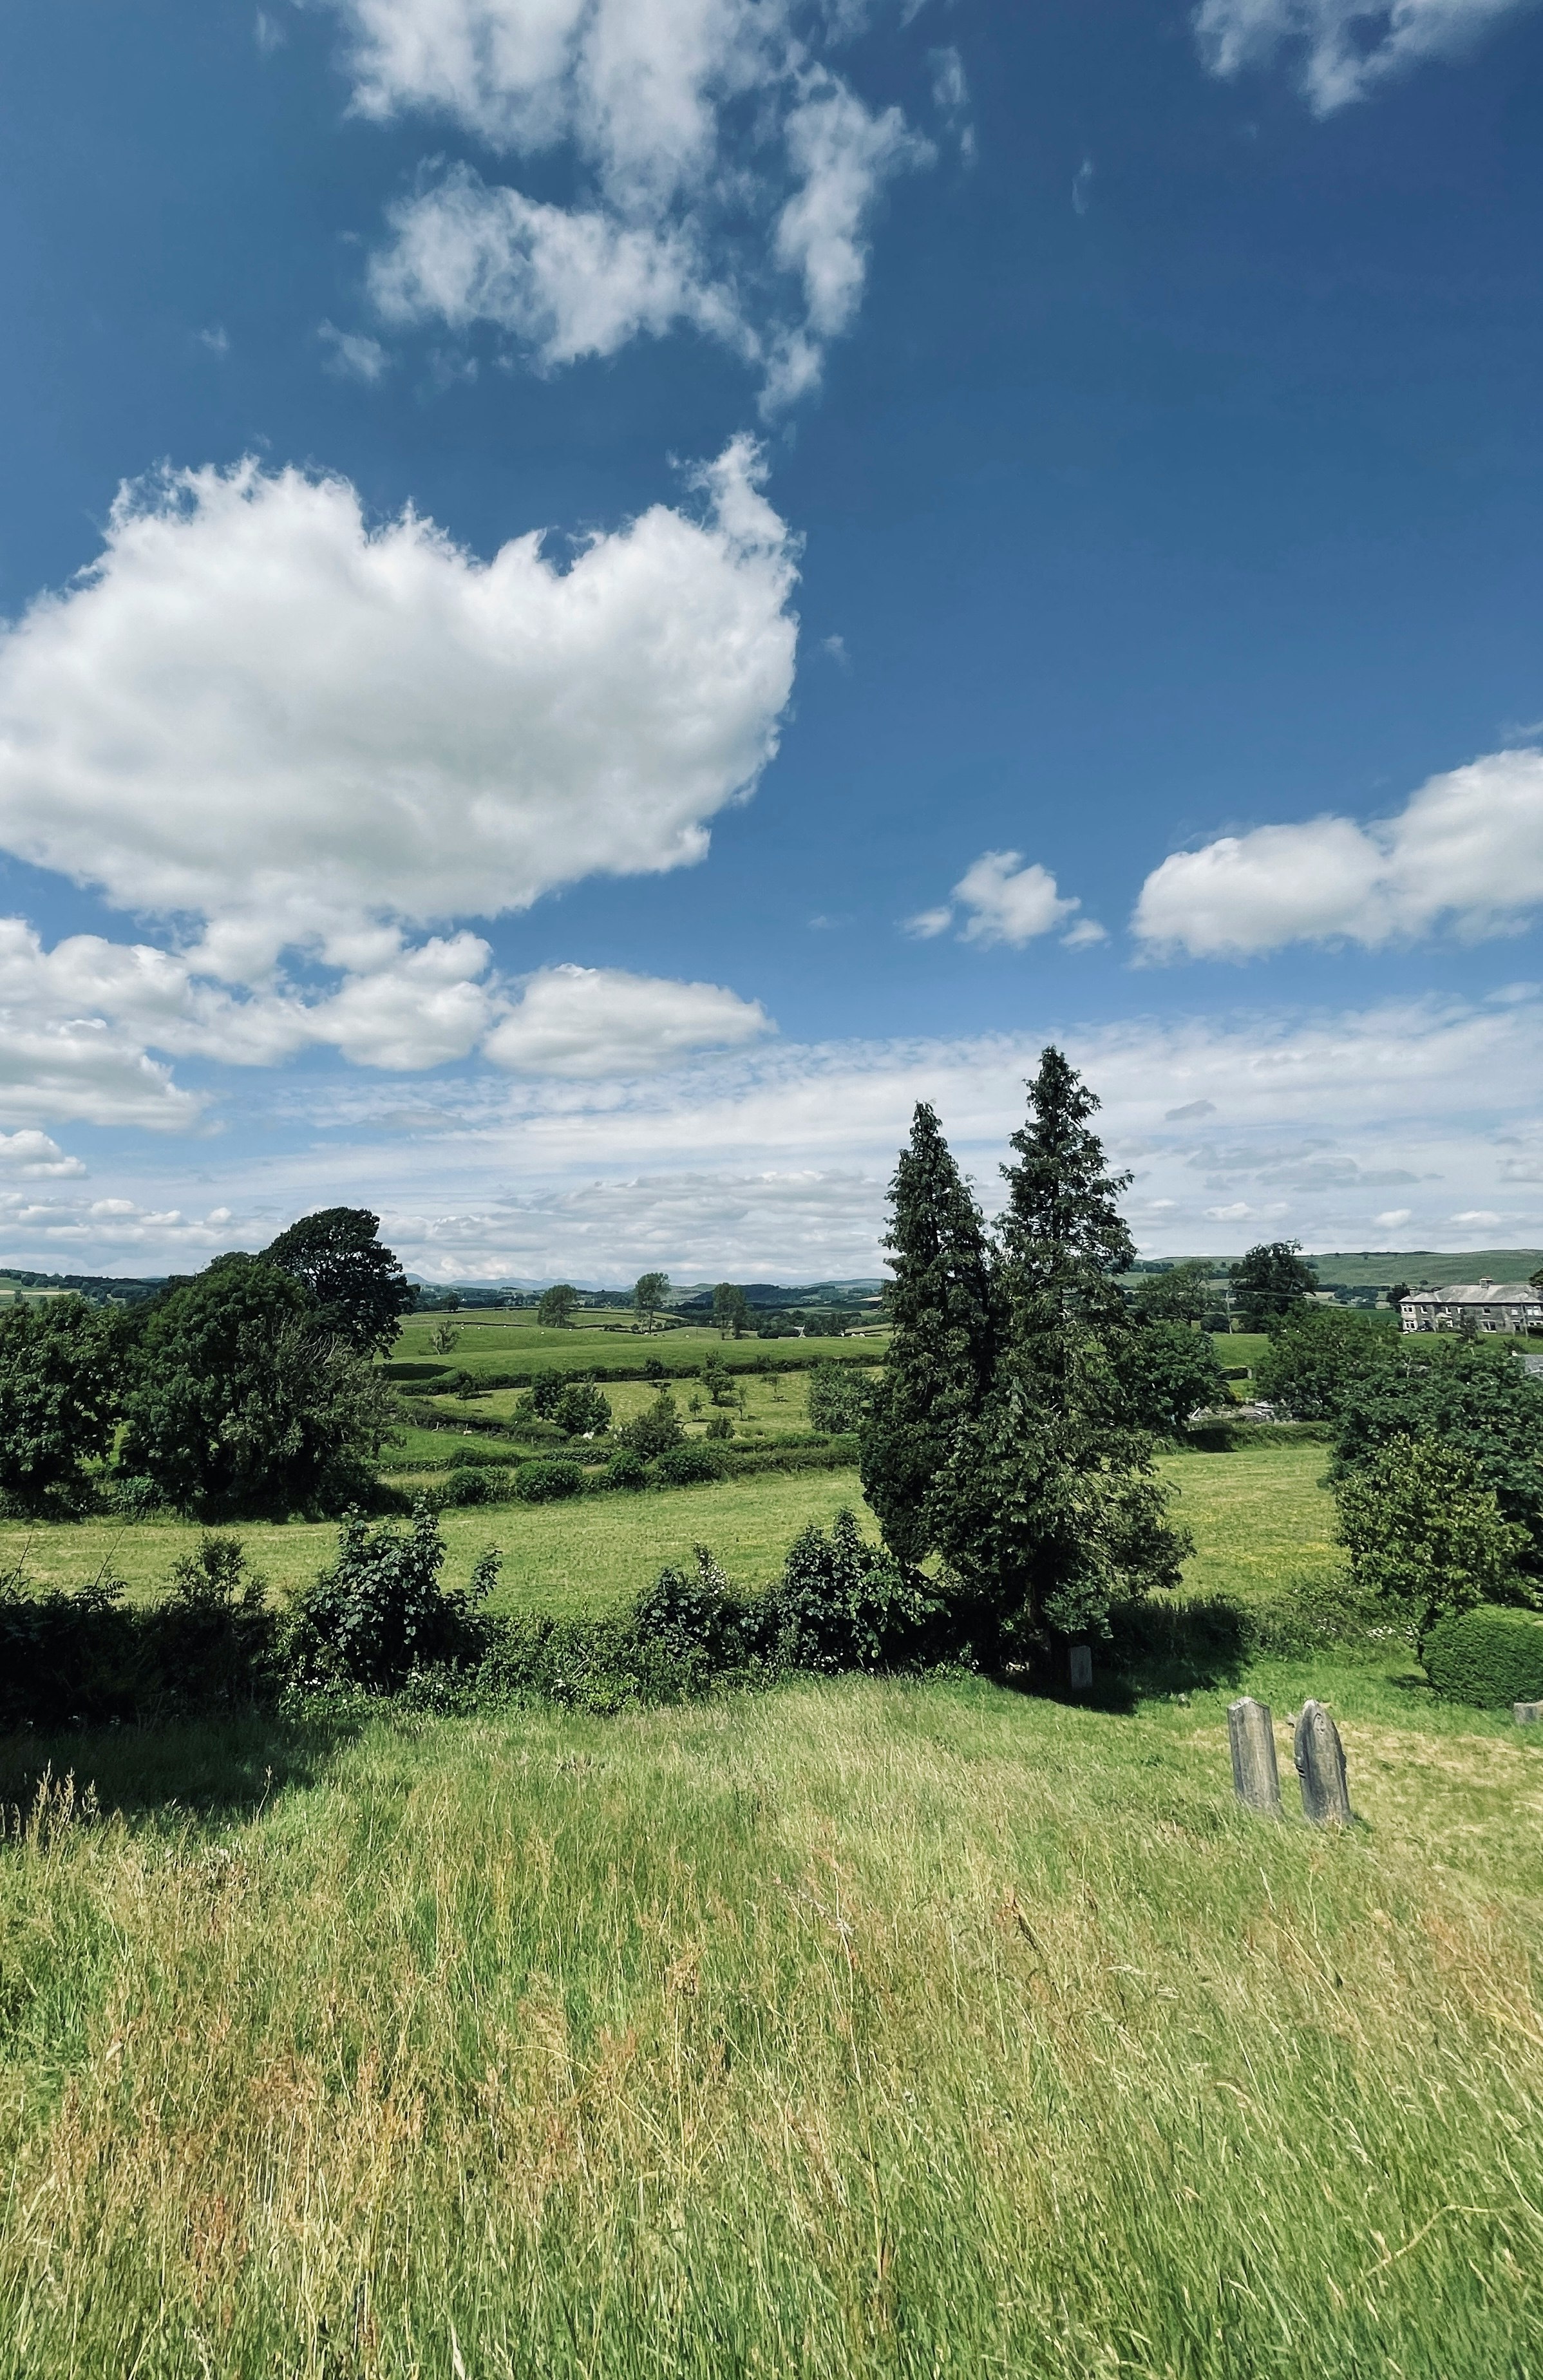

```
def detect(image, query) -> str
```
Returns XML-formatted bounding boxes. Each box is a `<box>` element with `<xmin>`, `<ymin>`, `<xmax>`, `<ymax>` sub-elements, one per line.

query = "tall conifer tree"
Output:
<box><xmin>929</xmin><ymin>1049</ymin><xmax>1189</xmax><ymax>1647</ymax></box>
<box><xmin>859</xmin><ymin>1103</ymin><xmax>996</xmax><ymax>1565</ymax></box>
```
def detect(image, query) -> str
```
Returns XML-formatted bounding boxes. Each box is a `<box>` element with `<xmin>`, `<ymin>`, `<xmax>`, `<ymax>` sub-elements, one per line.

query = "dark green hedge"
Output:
<box><xmin>1424</xmin><ymin>1604</ymin><xmax>1543</xmax><ymax>1706</ymax></box>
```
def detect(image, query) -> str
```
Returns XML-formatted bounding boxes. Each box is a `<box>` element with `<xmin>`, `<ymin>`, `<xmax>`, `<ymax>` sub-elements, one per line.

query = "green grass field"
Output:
<box><xmin>0</xmin><ymin>1441</ymin><xmax>1338</xmax><ymax>1620</ymax></box>
<box><xmin>3</xmin><ymin>1654</ymin><xmax>1541</xmax><ymax>2375</ymax></box>
<box><xmin>6</xmin><ymin>1439</ymin><xmax>1543</xmax><ymax>2372</ymax></box>
<box><xmin>389</xmin><ymin>1312</ymin><xmax>884</xmax><ymax>1381</ymax></box>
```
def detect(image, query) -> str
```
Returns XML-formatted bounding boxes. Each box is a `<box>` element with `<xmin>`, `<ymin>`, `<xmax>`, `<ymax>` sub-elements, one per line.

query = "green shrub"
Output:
<box><xmin>552</xmin><ymin>1381</ymin><xmax>611</xmax><ymax>1438</ymax></box>
<box><xmin>605</xmin><ymin>1448</ymin><xmax>648</xmax><ymax>1490</ymax></box>
<box><xmin>774</xmin><ymin>1508</ymin><xmax>935</xmax><ymax>1673</ymax></box>
<box><xmin>617</xmin><ymin>1388</ymin><xmax>685</xmax><ymax>1459</ymax></box>
<box><xmin>1335</xmin><ymin>1437</ymin><xmax>1531</xmax><ymax>1648</ymax></box>
<box><xmin>807</xmin><ymin>1359</ymin><xmax>871</xmax><ymax>1434</ymax></box>
<box><xmin>652</xmin><ymin>1442</ymin><xmax>726</xmax><ymax>1487</ymax></box>
<box><xmin>287</xmin><ymin>1504</ymin><xmax>499</xmax><ymax>1692</ymax></box>
<box><xmin>0</xmin><ymin>1535</ymin><xmax>281</xmax><ymax>1728</ymax></box>
<box><xmin>703</xmin><ymin>1413</ymin><xmax>734</xmax><ymax>1440</ymax></box>
<box><xmin>436</xmin><ymin>1465</ymin><xmax>506</xmax><ymax>1507</ymax></box>
<box><xmin>1424</xmin><ymin>1605</ymin><xmax>1543</xmax><ymax>1706</ymax></box>
<box><xmin>513</xmin><ymin>1458</ymin><xmax>586</xmax><ymax>1502</ymax></box>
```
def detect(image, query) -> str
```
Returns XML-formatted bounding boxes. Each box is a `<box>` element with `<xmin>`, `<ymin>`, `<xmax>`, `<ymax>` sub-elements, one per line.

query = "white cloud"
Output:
<box><xmin>1193</xmin><ymin>0</ymin><xmax>1539</xmax><ymax>111</ymax></box>
<box><xmin>1072</xmin><ymin>156</ymin><xmax>1093</xmax><ymax>215</ymax></box>
<box><xmin>909</xmin><ymin>851</ymin><xmax>1101</xmax><ymax>949</ymax></box>
<box><xmin>1133</xmin><ymin>746</ymin><xmax>1543</xmax><ymax>958</ymax></box>
<box><xmin>197</xmin><ymin>325</ymin><xmax>231</xmax><ymax>357</ymax></box>
<box><xmin>0</xmin><ymin>1131</ymin><xmax>86</xmax><ymax>1180</ymax></box>
<box><xmin>24</xmin><ymin>985</ymin><xmax>1537</xmax><ymax>1278</ymax></box>
<box><xmin>0</xmin><ymin>913</ymin><xmax>787</xmax><ymax>1120</ymax></box>
<box><xmin>483</xmin><ymin>964</ymin><xmax>770</xmax><ymax>1075</ymax></box>
<box><xmin>1450</xmin><ymin>1207</ymin><xmax>1502</xmax><ymax>1224</ymax></box>
<box><xmin>318</xmin><ymin>320</ymin><xmax>390</xmax><ymax>380</ymax></box>
<box><xmin>1375</xmin><ymin>1207</ymin><xmax>1413</xmax><ymax>1225</ymax></box>
<box><xmin>326</xmin><ymin>0</ymin><xmax>930</xmax><ymax>406</ymax></box>
<box><xmin>370</xmin><ymin>167</ymin><xmax>736</xmax><ymax>366</ymax></box>
<box><xmin>0</xmin><ymin>445</ymin><xmax>796</xmax><ymax>971</ymax></box>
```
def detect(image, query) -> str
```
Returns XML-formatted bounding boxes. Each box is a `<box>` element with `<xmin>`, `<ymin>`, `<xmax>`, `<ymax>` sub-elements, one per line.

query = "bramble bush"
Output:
<box><xmin>287</xmin><ymin>1505</ymin><xmax>500</xmax><ymax>1693</ymax></box>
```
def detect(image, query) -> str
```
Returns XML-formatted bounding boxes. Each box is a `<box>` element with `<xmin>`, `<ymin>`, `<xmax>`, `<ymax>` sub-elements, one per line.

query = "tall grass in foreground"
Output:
<box><xmin>2</xmin><ymin>1670</ymin><xmax>1542</xmax><ymax>2377</ymax></box>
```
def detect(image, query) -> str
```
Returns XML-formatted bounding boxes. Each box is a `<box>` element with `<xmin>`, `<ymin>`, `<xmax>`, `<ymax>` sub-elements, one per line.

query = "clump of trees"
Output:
<box><xmin>860</xmin><ymin>1050</ymin><xmax>1192</xmax><ymax>1658</ymax></box>
<box><xmin>1228</xmin><ymin>1240</ymin><xmax>1318</xmax><ymax>1331</ymax></box>
<box><xmin>0</xmin><ymin>1209</ymin><xmax>412</xmax><ymax>1524</ymax></box>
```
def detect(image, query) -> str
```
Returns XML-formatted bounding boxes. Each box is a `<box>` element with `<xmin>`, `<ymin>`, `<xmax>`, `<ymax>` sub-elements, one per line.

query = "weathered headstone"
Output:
<box><xmin>1293</xmin><ymin>1700</ymin><xmax>1353</xmax><ymax>1824</ymax></box>
<box><xmin>1228</xmin><ymin>1696</ymin><xmax>1282</xmax><ymax>1817</ymax></box>
<box><xmin>1515</xmin><ymin>1701</ymin><xmax>1543</xmax><ymax>1726</ymax></box>
<box><xmin>1068</xmin><ymin>1643</ymin><xmax>1093</xmax><ymax>1692</ymax></box>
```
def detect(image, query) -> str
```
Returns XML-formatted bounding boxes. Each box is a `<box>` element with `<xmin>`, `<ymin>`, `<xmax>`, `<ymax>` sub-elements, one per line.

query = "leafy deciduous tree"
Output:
<box><xmin>1229</xmin><ymin>1240</ymin><xmax>1318</xmax><ymax>1332</ymax></box>
<box><xmin>1131</xmin><ymin>1259</ymin><xmax>1213</xmax><ymax>1328</ymax></box>
<box><xmin>1253</xmin><ymin>1305</ymin><xmax>1399</xmax><ymax>1421</ymax></box>
<box><xmin>712</xmin><ymin>1282</ymin><xmax>750</xmax><ymax>1338</ymax></box>
<box><xmin>119</xmin><ymin>1257</ymin><xmax>399</xmax><ymax>1519</ymax></box>
<box><xmin>634</xmin><ymin>1272</ymin><xmax>670</xmax><ymax>1332</ymax></box>
<box><xmin>1334</xmin><ymin>1335</ymin><xmax>1543</xmax><ymax>1569</ymax></box>
<box><xmin>0</xmin><ymin>1299</ymin><xmax>128</xmax><ymax>1516</ymax></box>
<box><xmin>263</xmin><ymin>1207</ymin><xmax>417</xmax><ymax>1355</ymax></box>
<box><xmin>1115</xmin><ymin>1321</ymin><xmax>1227</xmax><ymax>1435</ymax></box>
<box><xmin>1335</xmin><ymin>1439</ymin><xmax>1533</xmax><ymax>1652</ymax></box>
<box><xmin>538</xmin><ymin>1284</ymin><xmax>580</xmax><ymax>1329</ymax></box>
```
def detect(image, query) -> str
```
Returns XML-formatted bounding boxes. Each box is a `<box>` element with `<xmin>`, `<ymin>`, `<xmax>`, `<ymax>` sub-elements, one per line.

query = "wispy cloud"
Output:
<box><xmin>907</xmin><ymin>851</ymin><xmax>1104</xmax><ymax>949</ymax></box>
<box><xmin>1193</xmin><ymin>0</ymin><xmax>1540</xmax><ymax>113</ymax></box>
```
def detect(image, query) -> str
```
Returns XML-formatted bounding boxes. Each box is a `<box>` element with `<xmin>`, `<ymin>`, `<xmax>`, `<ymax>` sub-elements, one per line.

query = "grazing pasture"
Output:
<box><xmin>387</xmin><ymin>1310</ymin><xmax>884</xmax><ymax>1384</ymax></box>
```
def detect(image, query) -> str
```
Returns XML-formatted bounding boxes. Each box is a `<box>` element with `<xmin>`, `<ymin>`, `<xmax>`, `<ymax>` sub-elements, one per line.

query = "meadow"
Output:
<box><xmin>0</xmin><ymin>1439</ymin><xmax>1335</xmax><ymax>1618</ymax></box>
<box><xmin>5</xmin><ymin>1422</ymin><xmax>1542</xmax><ymax>2374</ymax></box>
<box><xmin>389</xmin><ymin>1310</ymin><xmax>884</xmax><ymax>1384</ymax></box>
<box><xmin>3</xmin><ymin>1648</ymin><xmax>1542</xmax><ymax>2376</ymax></box>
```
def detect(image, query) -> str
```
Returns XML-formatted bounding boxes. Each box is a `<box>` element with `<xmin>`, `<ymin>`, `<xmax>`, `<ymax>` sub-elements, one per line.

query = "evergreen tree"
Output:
<box><xmin>931</xmin><ymin>1050</ymin><xmax>1189</xmax><ymax>1646</ymax></box>
<box><xmin>858</xmin><ymin>1103</ymin><xmax>996</xmax><ymax>1565</ymax></box>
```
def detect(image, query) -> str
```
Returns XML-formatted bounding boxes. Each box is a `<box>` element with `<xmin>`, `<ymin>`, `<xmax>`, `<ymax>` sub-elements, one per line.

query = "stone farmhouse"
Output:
<box><xmin>1399</xmin><ymin>1279</ymin><xmax>1543</xmax><ymax>1334</ymax></box>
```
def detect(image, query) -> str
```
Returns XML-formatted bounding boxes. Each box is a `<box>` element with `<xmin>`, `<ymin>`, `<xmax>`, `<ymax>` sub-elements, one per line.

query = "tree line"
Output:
<box><xmin>0</xmin><ymin>1209</ymin><xmax>415</xmax><ymax>1522</ymax></box>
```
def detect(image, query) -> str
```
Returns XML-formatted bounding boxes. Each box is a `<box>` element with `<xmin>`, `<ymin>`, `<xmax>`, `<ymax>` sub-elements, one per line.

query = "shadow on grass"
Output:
<box><xmin>990</xmin><ymin>1596</ymin><xmax>1256</xmax><ymax>1717</ymax></box>
<box><xmin>0</xmin><ymin>1708</ymin><xmax>369</xmax><ymax>1828</ymax></box>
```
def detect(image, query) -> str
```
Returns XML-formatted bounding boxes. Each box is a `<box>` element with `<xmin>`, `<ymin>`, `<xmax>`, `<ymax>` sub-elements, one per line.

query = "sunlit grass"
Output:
<box><xmin>2</xmin><ymin>1661</ymin><xmax>1541</xmax><ymax>2376</ymax></box>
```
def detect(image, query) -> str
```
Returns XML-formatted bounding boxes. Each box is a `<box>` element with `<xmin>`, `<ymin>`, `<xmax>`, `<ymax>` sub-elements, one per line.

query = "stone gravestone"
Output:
<box><xmin>1228</xmin><ymin>1697</ymin><xmax>1282</xmax><ymax>1818</ymax></box>
<box><xmin>1068</xmin><ymin>1644</ymin><xmax>1093</xmax><ymax>1692</ymax></box>
<box><xmin>1293</xmin><ymin>1700</ymin><xmax>1353</xmax><ymax>1824</ymax></box>
<box><xmin>1515</xmin><ymin>1701</ymin><xmax>1543</xmax><ymax>1726</ymax></box>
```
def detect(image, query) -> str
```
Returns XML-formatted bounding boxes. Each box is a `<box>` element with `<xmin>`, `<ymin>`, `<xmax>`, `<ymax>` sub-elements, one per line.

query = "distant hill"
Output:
<box><xmin>1122</xmin><ymin>1250</ymin><xmax>1543</xmax><ymax>1294</ymax></box>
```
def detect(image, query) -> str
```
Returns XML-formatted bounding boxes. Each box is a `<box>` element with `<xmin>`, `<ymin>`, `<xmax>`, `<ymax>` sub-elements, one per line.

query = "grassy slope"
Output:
<box><xmin>3</xmin><ymin>1663</ymin><xmax>1542</xmax><ymax>2375</ymax></box>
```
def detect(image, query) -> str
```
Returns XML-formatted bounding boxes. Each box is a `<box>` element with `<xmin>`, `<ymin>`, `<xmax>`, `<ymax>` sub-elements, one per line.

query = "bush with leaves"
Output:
<box><xmin>617</xmin><ymin>1388</ymin><xmax>686</xmax><ymax>1458</ymax></box>
<box><xmin>773</xmin><ymin>1507</ymin><xmax>934</xmax><ymax>1672</ymax></box>
<box><xmin>552</xmin><ymin>1380</ymin><xmax>612</xmax><ymax>1438</ymax></box>
<box><xmin>0</xmin><ymin>1299</ymin><xmax>129</xmax><ymax>1516</ymax></box>
<box><xmin>1254</xmin><ymin>1306</ymin><xmax>1398</xmax><ymax>1422</ymax></box>
<box><xmin>703</xmin><ymin>1413</ymin><xmax>734</xmax><ymax>1440</ymax></box>
<box><xmin>702</xmin><ymin>1353</ymin><xmax>735</xmax><ymax>1406</ymax></box>
<box><xmin>653</xmin><ymin>1442</ymin><xmax>726</xmax><ymax>1486</ymax></box>
<box><xmin>1115</xmin><ymin>1321</ymin><xmax>1228</xmax><ymax>1433</ymax></box>
<box><xmin>807</xmin><ymin>1359</ymin><xmax>871</xmax><ymax>1434</ymax></box>
<box><xmin>1334</xmin><ymin>1437</ymin><xmax>1533</xmax><ymax>1654</ymax></box>
<box><xmin>513</xmin><ymin>1458</ymin><xmax>586</xmax><ymax>1501</ymax></box>
<box><xmin>1334</xmin><ymin>1334</ymin><xmax>1543</xmax><ymax>1569</ymax></box>
<box><xmin>606</xmin><ymin>1447</ymin><xmax>648</xmax><ymax>1489</ymax></box>
<box><xmin>435</xmin><ymin>1464</ymin><xmax>507</xmax><ymax>1507</ymax></box>
<box><xmin>287</xmin><ymin>1503</ymin><xmax>500</xmax><ymax>1692</ymax></box>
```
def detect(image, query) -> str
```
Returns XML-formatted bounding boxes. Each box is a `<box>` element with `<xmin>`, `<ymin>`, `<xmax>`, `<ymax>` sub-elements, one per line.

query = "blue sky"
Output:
<box><xmin>0</xmin><ymin>0</ymin><xmax>1540</xmax><ymax>1280</ymax></box>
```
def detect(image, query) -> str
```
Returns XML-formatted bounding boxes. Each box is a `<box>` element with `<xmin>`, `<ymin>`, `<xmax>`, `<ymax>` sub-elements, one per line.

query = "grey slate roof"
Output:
<box><xmin>1401</xmin><ymin>1281</ymin><xmax>1542</xmax><ymax>1306</ymax></box>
